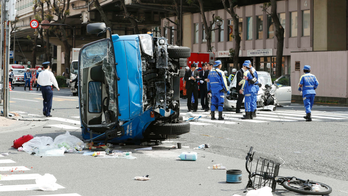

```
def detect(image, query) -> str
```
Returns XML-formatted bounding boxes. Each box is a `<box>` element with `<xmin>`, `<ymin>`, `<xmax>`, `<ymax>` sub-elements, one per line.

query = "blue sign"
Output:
<box><xmin>9</xmin><ymin>51</ymin><xmax>13</xmax><ymax>59</ymax></box>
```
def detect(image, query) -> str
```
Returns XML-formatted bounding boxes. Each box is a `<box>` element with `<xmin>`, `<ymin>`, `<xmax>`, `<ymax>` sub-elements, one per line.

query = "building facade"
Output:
<box><xmin>162</xmin><ymin>0</ymin><xmax>348</xmax><ymax>103</ymax></box>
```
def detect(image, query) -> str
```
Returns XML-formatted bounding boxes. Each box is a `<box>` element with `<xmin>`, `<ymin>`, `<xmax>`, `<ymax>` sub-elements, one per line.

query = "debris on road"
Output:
<box><xmin>135</xmin><ymin>147</ymin><xmax>152</xmax><ymax>151</ymax></box>
<box><xmin>12</xmin><ymin>134</ymin><xmax>34</xmax><ymax>149</ymax></box>
<box><xmin>134</xmin><ymin>175</ymin><xmax>150</xmax><ymax>181</ymax></box>
<box><xmin>208</xmin><ymin>164</ymin><xmax>226</xmax><ymax>170</ymax></box>
<box><xmin>193</xmin><ymin>144</ymin><xmax>210</xmax><ymax>150</ymax></box>
<box><xmin>245</xmin><ymin>186</ymin><xmax>273</xmax><ymax>196</ymax></box>
<box><xmin>35</xmin><ymin>173</ymin><xmax>59</xmax><ymax>191</ymax></box>
<box><xmin>178</xmin><ymin>152</ymin><xmax>197</xmax><ymax>161</ymax></box>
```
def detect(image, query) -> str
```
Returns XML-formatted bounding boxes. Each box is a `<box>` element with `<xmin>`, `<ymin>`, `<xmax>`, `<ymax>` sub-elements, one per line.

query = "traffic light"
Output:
<box><xmin>7</xmin><ymin>0</ymin><xmax>17</xmax><ymax>21</ymax></box>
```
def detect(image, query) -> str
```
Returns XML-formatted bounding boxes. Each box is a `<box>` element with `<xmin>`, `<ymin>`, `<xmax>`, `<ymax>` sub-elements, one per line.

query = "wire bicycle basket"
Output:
<box><xmin>246</xmin><ymin>149</ymin><xmax>281</xmax><ymax>192</ymax></box>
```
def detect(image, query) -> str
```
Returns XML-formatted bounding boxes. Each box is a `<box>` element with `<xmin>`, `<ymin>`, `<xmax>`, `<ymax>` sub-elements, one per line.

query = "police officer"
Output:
<box><xmin>208</xmin><ymin>60</ymin><xmax>229</xmax><ymax>120</ymax></box>
<box><xmin>36</xmin><ymin>68</ymin><xmax>42</xmax><ymax>91</ymax></box>
<box><xmin>228</xmin><ymin>68</ymin><xmax>237</xmax><ymax>84</ymax></box>
<box><xmin>245</xmin><ymin>60</ymin><xmax>260</xmax><ymax>118</ymax></box>
<box><xmin>37</xmin><ymin>62</ymin><xmax>60</xmax><ymax>117</ymax></box>
<box><xmin>240</xmin><ymin>62</ymin><xmax>255</xmax><ymax>119</ymax></box>
<box><xmin>236</xmin><ymin>66</ymin><xmax>246</xmax><ymax>113</ymax></box>
<box><xmin>298</xmin><ymin>65</ymin><xmax>319</xmax><ymax>121</ymax></box>
<box><xmin>24</xmin><ymin>68</ymin><xmax>32</xmax><ymax>91</ymax></box>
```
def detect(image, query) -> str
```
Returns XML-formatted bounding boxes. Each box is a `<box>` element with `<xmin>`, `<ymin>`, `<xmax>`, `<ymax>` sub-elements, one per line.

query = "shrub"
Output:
<box><xmin>56</xmin><ymin>76</ymin><xmax>67</xmax><ymax>87</ymax></box>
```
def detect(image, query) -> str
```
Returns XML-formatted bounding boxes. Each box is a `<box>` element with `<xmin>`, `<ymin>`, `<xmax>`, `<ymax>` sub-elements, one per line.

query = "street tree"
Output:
<box><xmin>263</xmin><ymin>0</ymin><xmax>284</xmax><ymax>77</ymax></box>
<box><xmin>46</xmin><ymin>0</ymin><xmax>72</xmax><ymax>70</ymax></box>
<box><xmin>222</xmin><ymin>0</ymin><xmax>241</xmax><ymax>69</ymax></box>
<box><xmin>94</xmin><ymin>0</ymin><xmax>113</xmax><ymax>31</ymax></box>
<box><xmin>187</xmin><ymin>0</ymin><xmax>222</xmax><ymax>52</ymax></box>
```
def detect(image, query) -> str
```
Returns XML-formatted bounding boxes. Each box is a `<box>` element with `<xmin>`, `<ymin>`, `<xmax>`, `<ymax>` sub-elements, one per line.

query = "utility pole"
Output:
<box><xmin>1</xmin><ymin>0</ymin><xmax>16</xmax><ymax>117</ymax></box>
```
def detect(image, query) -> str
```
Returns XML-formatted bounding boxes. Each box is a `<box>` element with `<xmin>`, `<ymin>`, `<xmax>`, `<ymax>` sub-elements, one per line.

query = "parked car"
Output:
<box><xmin>78</xmin><ymin>23</ymin><xmax>191</xmax><ymax>144</ymax></box>
<box><xmin>224</xmin><ymin>71</ymin><xmax>291</xmax><ymax>110</ymax></box>
<box><xmin>12</xmin><ymin>69</ymin><xmax>25</xmax><ymax>86</ymax></box>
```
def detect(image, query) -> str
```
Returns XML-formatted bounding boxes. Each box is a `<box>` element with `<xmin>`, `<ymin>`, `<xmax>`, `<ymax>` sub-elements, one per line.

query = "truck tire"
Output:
<box><xmin>167</xmin><ymin>46</ymin><xmax>191</xmax><ymax>59</ymax></box>
<box><xmin>148</xmin><ymin>121</ymin><xmax>190</xmax><ymax>135</ymax></box>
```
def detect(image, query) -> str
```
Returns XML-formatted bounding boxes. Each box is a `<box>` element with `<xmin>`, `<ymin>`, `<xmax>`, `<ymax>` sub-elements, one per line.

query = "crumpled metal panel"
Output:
<box><xmin>112</xmin><ymin>35</ymin><xmax>143</xmax><ymax>121</ymax></box>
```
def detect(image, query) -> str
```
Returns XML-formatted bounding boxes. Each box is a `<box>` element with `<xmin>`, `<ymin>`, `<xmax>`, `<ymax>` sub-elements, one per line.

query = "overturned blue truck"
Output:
<box><xmin>78</xmin><ymin>23</ymin><xmax>191</xmax><ymax>144</ymax></box>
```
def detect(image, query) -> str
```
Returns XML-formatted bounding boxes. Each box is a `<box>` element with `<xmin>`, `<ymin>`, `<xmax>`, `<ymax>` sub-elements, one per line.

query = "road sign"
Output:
<box><xmin>41</xmin><ymin>20</ymin><xmax>50</xmax><ymax>30</ymax></box>
<box><xmin>9</xmin><ymin>51</ymin><xmax>13</xmax><ymax>59</ymax></box>
<box><xmin>30</xmin><ymin>19</ymin><xmax>39</xmax><ymax>29</ymax></box>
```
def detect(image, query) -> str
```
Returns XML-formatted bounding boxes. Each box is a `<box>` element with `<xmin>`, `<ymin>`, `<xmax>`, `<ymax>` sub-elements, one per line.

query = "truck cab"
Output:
<box><xmin>78</xmin><ymin>23</ymin><xmax>191</xmax><ymax>144</ymax></box>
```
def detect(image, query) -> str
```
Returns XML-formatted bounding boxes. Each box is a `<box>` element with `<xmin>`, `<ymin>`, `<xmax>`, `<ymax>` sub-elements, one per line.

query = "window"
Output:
<box><xmin>194</xmin><ymin>23</ymin><xmax>199</xmax><ymax>44</ymax></box>
<box><xmin>257</xmin><ymin>16</ymin><xmax>263</xmax><ymax>39</ymax></box>
<box><xmin>302</xmin><ymin>10</ymin><xmax>310</xmax><ymax>36</ymax></box>
<box><xmin>278</xmin><ymin>13</ymin><xmax>286</xmax><ymax>37</ymax></box>
<box><xmin>202</xmin><ymin>24</ymin><xmax>206</xmax><ymax>42</ymax></box>
<box><xmin>267</xmin><ymin>15</ymin><xmax>274</xmax><ymax>39</ymax></box>
<box><xmin>219</xmin><ymin>20</ymin><xmax>224</xmax><ymax>42</ymax></box>
<box><xmin>246</xmin><ymin>17</ymin><xmax>253</xmax><ymax>40</ymax></box>
<box><xmin>290</xmin><ymin>12</ymin><xmax>297</xmax><ymax>37</ymax></box>
<box><xmin>227</xmin><ymin>18</ymin><xmax>243</xmax><ymax>41</ymax></box>
<box><xmin>211</xmin><ymin>22</ymin><xmax>215</xmax><ymax>43</ymax></box>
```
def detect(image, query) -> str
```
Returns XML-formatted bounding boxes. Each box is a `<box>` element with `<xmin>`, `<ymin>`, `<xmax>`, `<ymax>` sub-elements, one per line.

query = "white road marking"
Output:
<box><xmin>48</xmin><ymin>124</ymin><xmax>80</xmax><ymax>130</ymax></box>
<box><xmin>0</xmin><ymin>159</ymin><xmax>16</xmax><ymax>164</ymax></box>
<box><xmin>0</xmin><ymin>166</ymin><xmax>30</xmax><ymax>171</ymax></box>
<box><xmin>48</xmin><ymin>117</ymin><xmax>80</xmax><ymax>125</ymax></box>
<box><xmin>28</xmin><ymin>194</ymin><xmax>81</xmax><ymax>196</ymax></box>
<box><xmin>11</xmin><ymin>98</ymin><xmax>39</xmax><ymax>103</ymax></box>
<box><xmin>0</xmin><ymin>174</ymin><xmax>41</xmax><ymax>181</ymax></box>
<box><xmin>0</xmin><ymin>183</ymin><xmax>64</xmax><ymax>192</ymax></box>
<box><xmin>189</xmin><ymin>122</ymin><xmax>213</xmax><ymax>126</ymax></box>
<box><xmin>70</xmin><ymin>116</ymin><xmax>80</xmax><ymax>119</ymax></box>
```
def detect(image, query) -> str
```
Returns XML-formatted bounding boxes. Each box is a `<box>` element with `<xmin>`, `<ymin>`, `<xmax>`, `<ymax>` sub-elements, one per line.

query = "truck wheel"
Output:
<box><xmin>167</xmin><ymin>46</ymin><xmax>191</xmax><ymax>59</ymax></box>
<box><xmin>148</xmin><ymin>121</ymin><xmax>190</xmax><ymax>135</ymax></box>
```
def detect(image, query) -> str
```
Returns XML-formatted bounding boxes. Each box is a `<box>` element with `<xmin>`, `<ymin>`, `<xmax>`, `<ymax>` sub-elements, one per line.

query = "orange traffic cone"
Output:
<box><xmin>30</xmin><ymin>80</ymin><xmax>33</xmax><ymax>91</ymax></box>
<box><xmin>9</xmin><ymin>83</ymin><xmax>12</xmax><ymax>91</ymax></box>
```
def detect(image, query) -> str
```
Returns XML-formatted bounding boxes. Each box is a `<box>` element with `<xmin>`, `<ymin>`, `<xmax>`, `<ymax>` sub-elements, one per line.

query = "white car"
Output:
<box><xmin>224</xmin><ymin>71</ymin><xmax>291</xmax><ymax>110</ymax></box>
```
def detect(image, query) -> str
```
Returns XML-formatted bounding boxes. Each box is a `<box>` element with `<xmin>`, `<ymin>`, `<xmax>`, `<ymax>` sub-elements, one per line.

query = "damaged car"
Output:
<box><xmin>224</xmin><ymin>71</ymin><xmax>291</xmax><ymax>111</ymax></box>
<box><xmin>78</xmin><ymin>23</ymin><xmax>191</xmax><ymax>144</ymax></box>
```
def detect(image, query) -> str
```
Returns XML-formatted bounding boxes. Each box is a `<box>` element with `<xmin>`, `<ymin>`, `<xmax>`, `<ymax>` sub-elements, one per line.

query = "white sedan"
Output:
<box><xmin>224</xmin><ymin>71</ymin><xmax>291</xmax><ymax>110</ymax></box>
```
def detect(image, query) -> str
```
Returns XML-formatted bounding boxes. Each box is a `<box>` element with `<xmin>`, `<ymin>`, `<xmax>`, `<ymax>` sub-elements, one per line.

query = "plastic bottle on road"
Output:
<box><xmin>193</xmin><ymin>144</ymin><xmax>209</xmax><ymax>150</ymax></box>
<box><xmin>178</xmin><ymin>152</ymin><xmax>197</xmax><ymax>161</ymax></box>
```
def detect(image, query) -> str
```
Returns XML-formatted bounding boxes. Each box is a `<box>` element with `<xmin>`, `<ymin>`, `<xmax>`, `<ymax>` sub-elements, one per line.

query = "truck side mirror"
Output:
<box><xmin>87</xmin><ymin>23</ymin><xmax>106</xmax><ymax>35</ymax></box>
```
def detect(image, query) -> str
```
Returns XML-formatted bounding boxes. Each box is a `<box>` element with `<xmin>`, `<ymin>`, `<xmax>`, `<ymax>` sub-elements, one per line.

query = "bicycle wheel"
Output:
<box><xmin>282</xmin><ymin>178</ymin><xmax>332</xmax><ymax>195</ymax></box>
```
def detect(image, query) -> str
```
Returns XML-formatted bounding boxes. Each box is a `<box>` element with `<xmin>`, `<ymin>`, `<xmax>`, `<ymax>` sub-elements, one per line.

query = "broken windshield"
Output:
<box><xmin>79</xmin><ymin>39</ymin><xmax>118</xmax><ymax>126</ymax></box>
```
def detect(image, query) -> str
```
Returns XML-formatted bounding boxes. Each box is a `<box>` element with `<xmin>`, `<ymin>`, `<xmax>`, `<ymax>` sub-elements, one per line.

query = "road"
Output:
<box><xmin>0</xmin><ymin>87</ymin><xmax>347</xmax><ymax>196</ymax></box>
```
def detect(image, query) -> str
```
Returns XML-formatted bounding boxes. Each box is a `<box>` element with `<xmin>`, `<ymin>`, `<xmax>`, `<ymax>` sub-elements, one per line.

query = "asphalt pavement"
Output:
<box><xmin>0</xmin><ymin>88</ymin><xmax>347</xmax><ymax>196</ymax></box>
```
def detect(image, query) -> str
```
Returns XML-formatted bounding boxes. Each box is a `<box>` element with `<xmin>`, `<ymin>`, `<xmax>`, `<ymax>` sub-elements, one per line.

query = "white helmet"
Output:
<box><xmin>232</xmin><ymin>68</ymin><xmax>237</xmax><ymax>73</ymax></box>
<box><xmin>224</xmin><ymin>71</ymin><xmax>228</xmax><ymax>75</ymax></box>
<box><xmin>38</xmin><ymin>68</ymin><xmax>42</xmax><ymax>71</ymax></box>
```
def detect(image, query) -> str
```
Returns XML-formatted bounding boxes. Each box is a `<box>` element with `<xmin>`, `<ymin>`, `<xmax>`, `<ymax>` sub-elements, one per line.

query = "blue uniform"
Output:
<box><xmin>24</xmin><ymin>71</ymin><xmax>32</xmax><ymax>89</ymax></box>
<box><xmin>208</xmin><ymin>68</ymin><xmax>228</xmax><ymax>112</ymax></box>
<box><xmin>243</xmin><ymin>71</ymin><xmax>256</xmax><ymax>112</ymax></box>
<box><xmin>298</xmin><ymin>73</ymin><xmax>319</xmax><ymax>114</ymax></box>
<box><xmin>36</xmin><ymin>71</ymin><xmax>41</xmax><ymax>89</ymax></box>
<box><xmin>250</xmin><ymin>68</ymin><xmax>259</xmax><ymax>112</ymax></box>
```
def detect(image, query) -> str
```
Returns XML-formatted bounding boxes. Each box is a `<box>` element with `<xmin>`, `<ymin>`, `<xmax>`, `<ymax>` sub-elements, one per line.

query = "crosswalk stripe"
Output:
<box><xmin>198</xmin><ymin>118</ymin><xmax>237</xmax><ymax>124</ymax></box>
<box><xmin>28</xmin><ymin>194</ymin><xmax>81</xmax><ymax>196</ymax></box>
<box><xmin>0</xmin><ymin>166</ymin><xmax>30</xmax><ymax>172</ymax></box>
<box><xmin>48</xmin><ymin>124</ymin><xmax>80</xmax><ymax>130</ymax></box>
<box><xmin>0</xmin><ymin>183</ymin><xmax>65</xmax><ymax>192</ymax></box>
<box><xmin>222</xmin><ymin>117</ymin><xmax>267</xmax><ymax>123</ymax></box>
<box><xmin>29</xmin><ymin>194</ymin><xmax>81</xmax><ymax>196</ymax></box>
<box><xmin>48</xmin><ymin>117</ymin><xmax>80</xmax><ymax>125</ymax></box>
<box><xmin>0</xmin><ymin>159</ymin><xmax>16</xmax><ymax>164</ymax></box>
<box><xmin>257</xmin><ymin>111</ymin><xmax>345</xmax><ymax>120</ymax></box>
<box><xmin>0</xmin><ymin>174</ymin><xmax>41</xmax><ymax>181</ymax></box>
<box><xmin>189</xmin><ymin>122</ymin><xmax>213</xmax><ymax>126</ymax></box>
<box><xmin>261</xmin><ymin>110</ymin><xmax>348</xmax><ymax>119</ymax></box>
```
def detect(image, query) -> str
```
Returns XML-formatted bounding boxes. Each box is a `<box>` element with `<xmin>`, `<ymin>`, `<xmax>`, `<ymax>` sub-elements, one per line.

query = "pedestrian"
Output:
<box><xmin>245</xmin><ymin>60</ymin><xmax>260</xmax><ymax>118</ymax></box>
<box><xmin>199</xmin><ymin>63</ymin><xmax>210</xmax><ymax>112</ymax></box>
<box><xmin>36</xmin><ymin>68</ymin><xmax>42</xmax><ymax>91</ymax></box>
<box><xmin>184</xmin><ymin>63</ymin><xmax>199</xmax><ymax>112</ymax></box>
<box><xmin>240</xmin><ymin>62</ymin><xmax>257</xmax><ymax>120</ymax></box>
<box><xmin>298</xmin><ymin>65</ymin><xmax>319</xmax><ymax>121</ymax></box>
<box><xmin>182</xmin><ymin>66</ymin><xmax>190</xmax><ymax>99</ymax></box>
<box><xmin>37</xmin><ymin>61</ymin><xmax>60</xmax><ymax>117</ymax></box>
<box><xmin>207</xmin><ymin>62</ymin><xmax>213</xmax><ymax>71</ymax></box>
<box><xmin>236</xmin><ymin>66</ymin><xmax>246</xmax><ymax>113</ymax></box>
<box><xmin>224</xmin><ymin>71</ymin><xmax>230</xmax><ymax>86</ymax></box>
<box><xmin>228</xmin><ymin>68</ymin><xmax>237</xmax><ymax>84</ymax></box>
<box><xmin>207</xmin><ymin>60</ymin><xmax>229</xmax><ymax>120</ymax></box>
<box><xmin>9</xmin><ymin>69</ymin><xmax>14</xmax><ymax>90</ymax></box>
<box><xmin>24</xmin><ymin>68</ymin><xmax>32</xmax><ymax>91</ymax></box>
